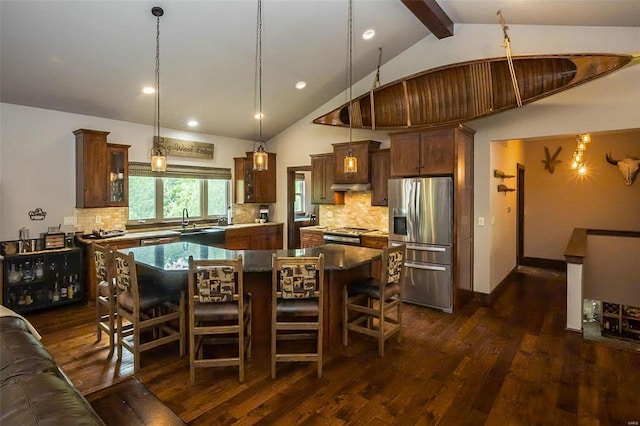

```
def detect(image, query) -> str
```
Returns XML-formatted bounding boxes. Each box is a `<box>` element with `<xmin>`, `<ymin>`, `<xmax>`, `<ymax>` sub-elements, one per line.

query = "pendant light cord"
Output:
<box><xmin>257</xmin><ymin>0</ymin><xmax>263</xmax><ymax>148</ymax></box>
<box><xmin>348</xmin><ymin>0</ymin><xmax>353</xmax><ymax>147</ymax></box>
<box><xmin>154</xmin><ymin>8</ymin><xmax>161</xmax><ymax>152</ymax></box>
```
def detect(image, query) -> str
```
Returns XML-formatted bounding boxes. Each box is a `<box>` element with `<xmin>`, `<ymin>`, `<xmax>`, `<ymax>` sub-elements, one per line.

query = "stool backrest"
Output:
<box><xmin>272</xmin><ymin>254</ymin><xmax>324</xmax><ymax>300</ymax></box>
<box><xmin>114</xmin><ymin>251</ymin><xmax>139</xmax><ymax>299</ymax></box>
<box><xmin>188</xmin><ymin>255</ymin><xmax>243</xmax><ymax>306</ymax></box>
<box><xmin>382</xmin><ymin>244</ymin><xmax>406</xmax><ymax>285</ymax></box>
<box><xmin>92</xmin><ymin>242</ymin><xmax>112</xmax><ymax>284</ymax></box>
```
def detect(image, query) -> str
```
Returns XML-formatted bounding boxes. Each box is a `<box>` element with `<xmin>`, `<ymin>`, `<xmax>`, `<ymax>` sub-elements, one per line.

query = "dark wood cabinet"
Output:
<box><xmin>225</xmin><ymin>223</ymin><xmax>283</xmax><ymax>250</ymax></box>
<box><xmin>390</xmin><ymin>129</ymin><xmax>455</xmax><ymax>177</ymax></box>
<box><xmin>74</xmin><ymin>129</ymin><xmax>130</xmax><ymax>208</ymax></box>
<box><xmin>310</xmin><ymin>153</ymin><xmax>344</xmax><ymax>205</ymax></box>
<box><xmin>370</xmin><ymin>149</ymin><xmax>390</xmax><ymax>206</ymax></box>
<box><xmin>332</xmin><ymin>140</ymin><xmax>381</xmax><ymax>183</ymax></box>
<box><xmin>3</xmin><ymin>248</ymin><xmax>83</xmax><ymax>314</ymax></box>
<box><xmin>234</xmin><ymin>152</ymin><xmax>276</xmax><ymax>204</ymax></box>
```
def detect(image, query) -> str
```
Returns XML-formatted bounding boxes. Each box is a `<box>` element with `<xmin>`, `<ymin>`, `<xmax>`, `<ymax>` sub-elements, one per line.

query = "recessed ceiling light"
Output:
<box><xmin>142</xmin><ymin>86</ymin><xmax>155</xmax><ymax>94</ymax></box>
<box><xmin>187</xmin><ymin>120</ymin><xmax>198</xmax><ymax>127</ymax></box>
<box><xmin>362</xmin><ymin>29</ymin><xmax>375</xmax><ymax>40</ymax></box>
<box><xmin>295</xmin><ymin>81</ymin><xmax>306</xmax><ymax>90</ymax></box>
<box><xmin>254</xmin><ymin>112</ymin><xmax>264</xmax><ymax>119</ymax></box>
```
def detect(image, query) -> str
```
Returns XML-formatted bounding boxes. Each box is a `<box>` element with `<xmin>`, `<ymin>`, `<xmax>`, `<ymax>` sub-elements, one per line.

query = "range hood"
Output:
<box><xmin>330</xmin><ymin>183</ymin><xmax>371</xmax><ymax>192</ymax></box>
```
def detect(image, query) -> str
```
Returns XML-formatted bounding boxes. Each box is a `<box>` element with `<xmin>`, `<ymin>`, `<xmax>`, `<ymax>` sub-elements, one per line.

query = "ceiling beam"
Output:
<box><xmin>401</xmin><ymin>0</ymin><xmax>454</xmax><ymax>39</ymax></box>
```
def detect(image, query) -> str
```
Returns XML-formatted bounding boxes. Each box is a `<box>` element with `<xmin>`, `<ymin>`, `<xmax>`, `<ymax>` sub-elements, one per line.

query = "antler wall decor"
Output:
<box><xmin>542</xmin><ymin>146</ymin><xmax>562</xmax><ymax>174</ymax></box>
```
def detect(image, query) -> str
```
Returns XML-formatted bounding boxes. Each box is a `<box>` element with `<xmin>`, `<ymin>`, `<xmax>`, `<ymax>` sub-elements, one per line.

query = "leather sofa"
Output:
<box><xmin>0</xmin><ymin>315</ymin><xmax>104</xmax><ymax>425</ymax></box>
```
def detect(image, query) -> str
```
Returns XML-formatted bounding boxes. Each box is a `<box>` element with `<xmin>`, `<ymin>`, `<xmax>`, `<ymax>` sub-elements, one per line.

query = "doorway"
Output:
<box><xmin>516</xmin><ymin>163</ymin><xmax>525</xmax><ymax>265</ymax></box>
<box><xmin>286</xmin><ymin>165</ymin><xmax>312</xmax><ymax>249</ymax></box>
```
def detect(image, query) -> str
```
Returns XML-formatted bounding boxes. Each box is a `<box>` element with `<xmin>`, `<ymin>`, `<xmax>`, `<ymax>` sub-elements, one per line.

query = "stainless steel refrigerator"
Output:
<box><xmin>388</xmin><ymin>177</ymin><xmax>453</xmax><ymax>312</ymax></box>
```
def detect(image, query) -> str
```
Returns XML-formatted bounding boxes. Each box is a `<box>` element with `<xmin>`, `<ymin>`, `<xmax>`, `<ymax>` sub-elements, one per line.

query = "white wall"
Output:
<box><xmin>489</xmin><ymin>140</ymin><xmax>525</xmax><ymax>288</ymax></box>
<box><xmin>0</xmin><ymin>103</ymin><xmax>253</xmax><ymax>240</ymax></box>
<box><xmin>269</xmin><ymin>24</ymin><xmax>640</xmax><ymax>295</ymax></box>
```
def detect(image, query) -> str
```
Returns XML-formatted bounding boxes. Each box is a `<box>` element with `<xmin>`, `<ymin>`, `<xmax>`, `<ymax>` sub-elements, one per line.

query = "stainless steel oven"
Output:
<box><xmin>322</xmin><ymin>228</ymin><xmax>374</xmax><ymax>246</ymax></box>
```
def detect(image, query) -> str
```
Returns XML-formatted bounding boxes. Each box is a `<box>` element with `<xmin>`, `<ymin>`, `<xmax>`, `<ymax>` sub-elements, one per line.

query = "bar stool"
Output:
<box><xmin>271</xmin><ymin>254</ymin><xmax>324</xmax><ymax>378</ymax></box>
<box><xmin>93</xmin><ymin>242</ymin><xmax>117</xmax><ymax>356</ymax></box>
<box><xmin>343</xmin><ymin>244</ymin><xmax>406</xmax><ymax>356</ymax></box>
<box><xmin>187</xmin><ymin>254</ymin><xmax>252</xmax><ymax>384</ymax></box>
<box><xmin>114</xmin><ymin>250</ymin><xmax>185</xmax><ymax>374</ymax></box>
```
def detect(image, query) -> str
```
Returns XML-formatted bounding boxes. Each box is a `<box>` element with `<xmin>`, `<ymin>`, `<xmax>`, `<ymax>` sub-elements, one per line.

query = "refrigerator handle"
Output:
<box><xmin>407</xmin><ymin>244</ymin><xmax>446</xmax><ymax>252</ymax></box>
<box><xmin>405</xmin><ymin>262</ymin><xmax>447</xmax><ymax>271</ymax></box>
<box><xmin>407</xmin><ymin>180</ymin><xmax>415</xmax><ymax>240</ymax></box>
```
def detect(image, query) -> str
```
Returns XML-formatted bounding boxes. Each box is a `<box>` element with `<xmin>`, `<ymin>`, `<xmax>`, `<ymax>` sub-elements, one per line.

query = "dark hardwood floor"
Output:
<box><xmin>26</xmin><ymin>267</ymin><xmax>640</xmax><ymax>425</ymax></box>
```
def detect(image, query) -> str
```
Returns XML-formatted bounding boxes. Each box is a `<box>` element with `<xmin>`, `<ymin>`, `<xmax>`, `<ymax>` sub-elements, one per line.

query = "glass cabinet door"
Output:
<box><xmin>107</xmin><ymin>144</ymin><xmax>129</xmax><ymax>206</ymax></box>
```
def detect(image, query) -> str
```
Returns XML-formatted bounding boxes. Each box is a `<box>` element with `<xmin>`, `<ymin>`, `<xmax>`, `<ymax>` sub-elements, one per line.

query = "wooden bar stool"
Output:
<box><xmin>343</xmin><ymin>244</ymin><xmax>406</xmax><ymax>356</ymax></box>
<box><xmin>93</xmin><ymin>242</ymin><xmax>117</xmax><ymax>356</ymax></box>
<box><xmin>187</xmin><ymin>254</ymin><xmax>252</xmax><ymax>384</ymax></box>
<box><xmin>271</xmin><ymin>254</ymin><xmax>324</xmax><ymax>378</ymax></box>
<box><xmin>114</xmin><ymin>250</ymin><xmax>185</xmax><ymax>374</ymax></box>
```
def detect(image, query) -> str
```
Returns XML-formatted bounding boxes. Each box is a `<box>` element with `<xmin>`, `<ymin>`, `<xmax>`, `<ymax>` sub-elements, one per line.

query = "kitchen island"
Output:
<box><xmin>121</xmin><ymin>242</ymin><xmax>382</xmax><ymax>353</ymax></box>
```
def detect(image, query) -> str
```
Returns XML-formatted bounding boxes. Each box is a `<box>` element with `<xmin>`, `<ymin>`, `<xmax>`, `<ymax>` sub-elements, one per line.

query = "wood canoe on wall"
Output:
<box><xmin>313</xmin><ymin>54</ymin><xmax>633</xmax><ymax>131</ymax></box>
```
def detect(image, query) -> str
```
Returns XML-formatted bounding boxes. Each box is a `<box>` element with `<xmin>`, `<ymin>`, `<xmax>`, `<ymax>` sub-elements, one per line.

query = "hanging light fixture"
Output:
<box><xmin>252</xmin><ymin>0</ymin><xmax>268</xmax><ymax>171</ymax></box>
<box><xmin>571</xmin><ymin>133</ymin><xmax>591</xmax><ymax>175</ymax></box>
<box><xmin>150</xmin><ymin>6</ymin><xmax>167</xmax><ymax>172</ymax></box>
<box><xmin>344</xmin><ymin>0</ymin><xmax>357</xmax><ymax>175</ymax></box>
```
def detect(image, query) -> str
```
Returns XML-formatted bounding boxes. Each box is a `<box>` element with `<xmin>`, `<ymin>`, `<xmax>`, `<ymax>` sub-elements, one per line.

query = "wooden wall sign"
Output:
<box><xmin>156</xmin><ymin>137</ymin><xmax>214</xmax><ymax>159</ymax></box>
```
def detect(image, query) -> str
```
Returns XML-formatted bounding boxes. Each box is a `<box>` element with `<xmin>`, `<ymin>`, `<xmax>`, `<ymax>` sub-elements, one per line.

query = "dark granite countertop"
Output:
<box><xmin>119</xmin><ymin>242</ymin><xmax>381</xmax><ymax>273</ymax></box>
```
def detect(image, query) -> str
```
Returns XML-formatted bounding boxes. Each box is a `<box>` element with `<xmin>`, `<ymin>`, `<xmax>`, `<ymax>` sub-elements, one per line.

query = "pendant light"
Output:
<box><xmin>253</xmin><ymin>0</ymin><xmax>268</xmax><ymax>171</ymax></box>
<box><xmin>150</xmin><ymin>6</ymin><xmax>167</xmax><ymax>172</ymax></box>
<box><xmin>344</xmin><ymin>0</ymin><xmax>357</xmax><ymax>174</ymax></box>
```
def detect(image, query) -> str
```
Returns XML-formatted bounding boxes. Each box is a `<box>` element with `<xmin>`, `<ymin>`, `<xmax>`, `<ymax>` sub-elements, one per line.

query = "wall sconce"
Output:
<box><xmin>571</xmin><ymin>133</ymin><xmax>590</xmax><ymax>175</ymax></box>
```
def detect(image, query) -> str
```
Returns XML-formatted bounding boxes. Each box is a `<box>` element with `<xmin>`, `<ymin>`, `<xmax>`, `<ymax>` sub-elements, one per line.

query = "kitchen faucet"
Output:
<box><xmin>182</xmin><ymin>208</ymin><xmax>189</xmax><ymax>228</ymax></box>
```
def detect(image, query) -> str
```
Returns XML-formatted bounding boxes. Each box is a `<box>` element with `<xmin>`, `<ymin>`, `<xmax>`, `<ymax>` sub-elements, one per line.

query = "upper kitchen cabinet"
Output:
<box><xmin>370</xmin><ymin>149</ymin><xmax>390</xmax><ymax>206</ymax></box>
<box><xmin>74</xmin><ymin>129</ymin><xmax>130</xmax><ymax>208</ymax></box>
<box><xmin>234</xmin><ymin>151</ymin><xmax>276</xmax><ymax>204</ymax></box>
<box><xmin>390</xmin><ymin>128</ymin><xmax>474</xmax><ymax>177</ymax></box>
<box><xmin>332</xmin><ymin>140</ymin><xmax>381</xmax><ymax>183</ymax></box>
<box><xmin>310</xmin><ymin>153</ymin><xmax>344</xmax><ymax>205</ymax></box>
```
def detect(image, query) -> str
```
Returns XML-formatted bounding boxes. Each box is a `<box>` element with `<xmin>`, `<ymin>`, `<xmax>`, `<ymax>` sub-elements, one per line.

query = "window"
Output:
<box><xmin>128</xmin><ymin>162</ymin><xmax>231</xmax><ymax>224</ymax></box>
<box><xmin>294</xmin><ymin>173</ymin><xmax>306</xmax><ymax>215</ymax></box>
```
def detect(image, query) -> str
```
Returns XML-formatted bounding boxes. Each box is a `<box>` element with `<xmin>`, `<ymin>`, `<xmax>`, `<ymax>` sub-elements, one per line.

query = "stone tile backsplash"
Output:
<box><xmin>319</xmin><ymin>192</ymin><xmax>388</xmax><ymax>232</ymax></box>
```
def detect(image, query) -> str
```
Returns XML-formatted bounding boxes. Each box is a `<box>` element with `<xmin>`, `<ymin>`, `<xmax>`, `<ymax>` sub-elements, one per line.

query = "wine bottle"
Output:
<box><xmin>53</xmin><ymin>274</ymin><xmax>60</xmax><ymax>302</ymax></box>
<box><xmin>68</xmin><ymin>276</ymin><xmax>74</xmax><ymax>299</ymax></box>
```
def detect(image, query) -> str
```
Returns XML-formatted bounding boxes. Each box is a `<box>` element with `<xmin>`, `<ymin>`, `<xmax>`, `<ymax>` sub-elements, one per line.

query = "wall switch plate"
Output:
<box><xmin>478</xmin><ymin>217</ymin><xmax>485</xmax><ymax>226</ymax></box>
<box><xmin>327</xmin><ymin>211</ymin><xmax>333</xmax><ymax>218</ymax></box>
<box><xmin>96</xmin><ymin>215</ymin><xmax>102</xmax><ymax>224</ymax></box>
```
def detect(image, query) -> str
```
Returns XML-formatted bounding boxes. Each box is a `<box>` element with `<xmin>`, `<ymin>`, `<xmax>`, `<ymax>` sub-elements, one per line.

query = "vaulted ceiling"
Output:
<box><xmin>1</xmin><ymin>0</ymin><xmax>638</xmax><ymax>141</ymax></box>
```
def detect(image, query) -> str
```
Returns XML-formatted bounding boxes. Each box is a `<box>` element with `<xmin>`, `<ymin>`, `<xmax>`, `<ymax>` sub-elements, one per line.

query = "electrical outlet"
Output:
<box><xmin>327</xmin><ymin>211</ymin><xmax>333</xmax><ymax>218</ymax></box>
<box><xmin>478</xmin><ymin>216</ymin><xmax>485</xmax><ymax>226</ymax></box>
<box><xmin>96</xmin><ymin>215</ymin><xmax>102</xmax><ymax>224</ymax></box>
<box><xmin>63</xmin><ymin>216</ymin><xmax>77</xmax><ymax>226</ymax></box>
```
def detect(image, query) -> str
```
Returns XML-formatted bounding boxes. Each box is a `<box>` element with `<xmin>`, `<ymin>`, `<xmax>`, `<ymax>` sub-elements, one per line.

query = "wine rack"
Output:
<box><xmin>2</xmin><ymin>247</ymin><xmax>83</xmax><ymax>314</ymax></box>
<box><xmin>601</xmin><ymin>301</ymin><xmax>640</xmax><ymax>340</ymax></box>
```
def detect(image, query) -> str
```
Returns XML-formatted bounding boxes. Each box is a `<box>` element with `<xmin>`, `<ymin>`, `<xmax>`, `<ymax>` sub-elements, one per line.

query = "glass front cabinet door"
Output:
<box><xmin>107</xmin><ymin>144</ymin><xmax>129</xmax><ymax>206</ymax></box>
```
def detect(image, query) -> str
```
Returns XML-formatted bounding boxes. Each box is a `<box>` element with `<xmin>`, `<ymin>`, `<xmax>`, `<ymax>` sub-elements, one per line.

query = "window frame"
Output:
<box><xmin>294</xmin><ymin>173</ymin><xmax>306</xmax><ymax>215</ymax></box>
<box><xmin>128</xmin><ymin>162</ymin><xmax>231</xmax><ymax>226</ymax></box>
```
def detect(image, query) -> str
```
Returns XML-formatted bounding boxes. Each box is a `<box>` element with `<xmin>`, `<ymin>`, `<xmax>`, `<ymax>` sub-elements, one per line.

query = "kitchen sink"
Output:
<box><xmin>178</xmin><ymin>227</ymin><xmax>225</xmax><ymax>246</ymax></box>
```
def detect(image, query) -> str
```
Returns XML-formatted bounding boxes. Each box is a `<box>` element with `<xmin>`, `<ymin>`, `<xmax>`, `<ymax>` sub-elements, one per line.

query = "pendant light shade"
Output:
<box><xmin>344</xmin><ymin>149</ymin><xmax>357</xmax><ymax>173</ymax></box>
<box><xmin>253</xmin><ymin>0</ymin><xmax>268</xmax><ymax>171</ymax></box>
<box><xmin>150</xmin><ymin>6</ymin><xmax>166</xmax><ymax>172</ymax></box>
<box><xmin>151</xmin><ymin>142</ymin><xmax>167</xmax><ymax>172</ymax></box>
<box><xmin>253</xmin><ymin>144</ymin><xmax>268</xmax><ymax>171</ymax></box>
<box><xmin>344</xmin><ymin>0</ymin><xmax>357</xmax><ymax>174</ymax></box>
